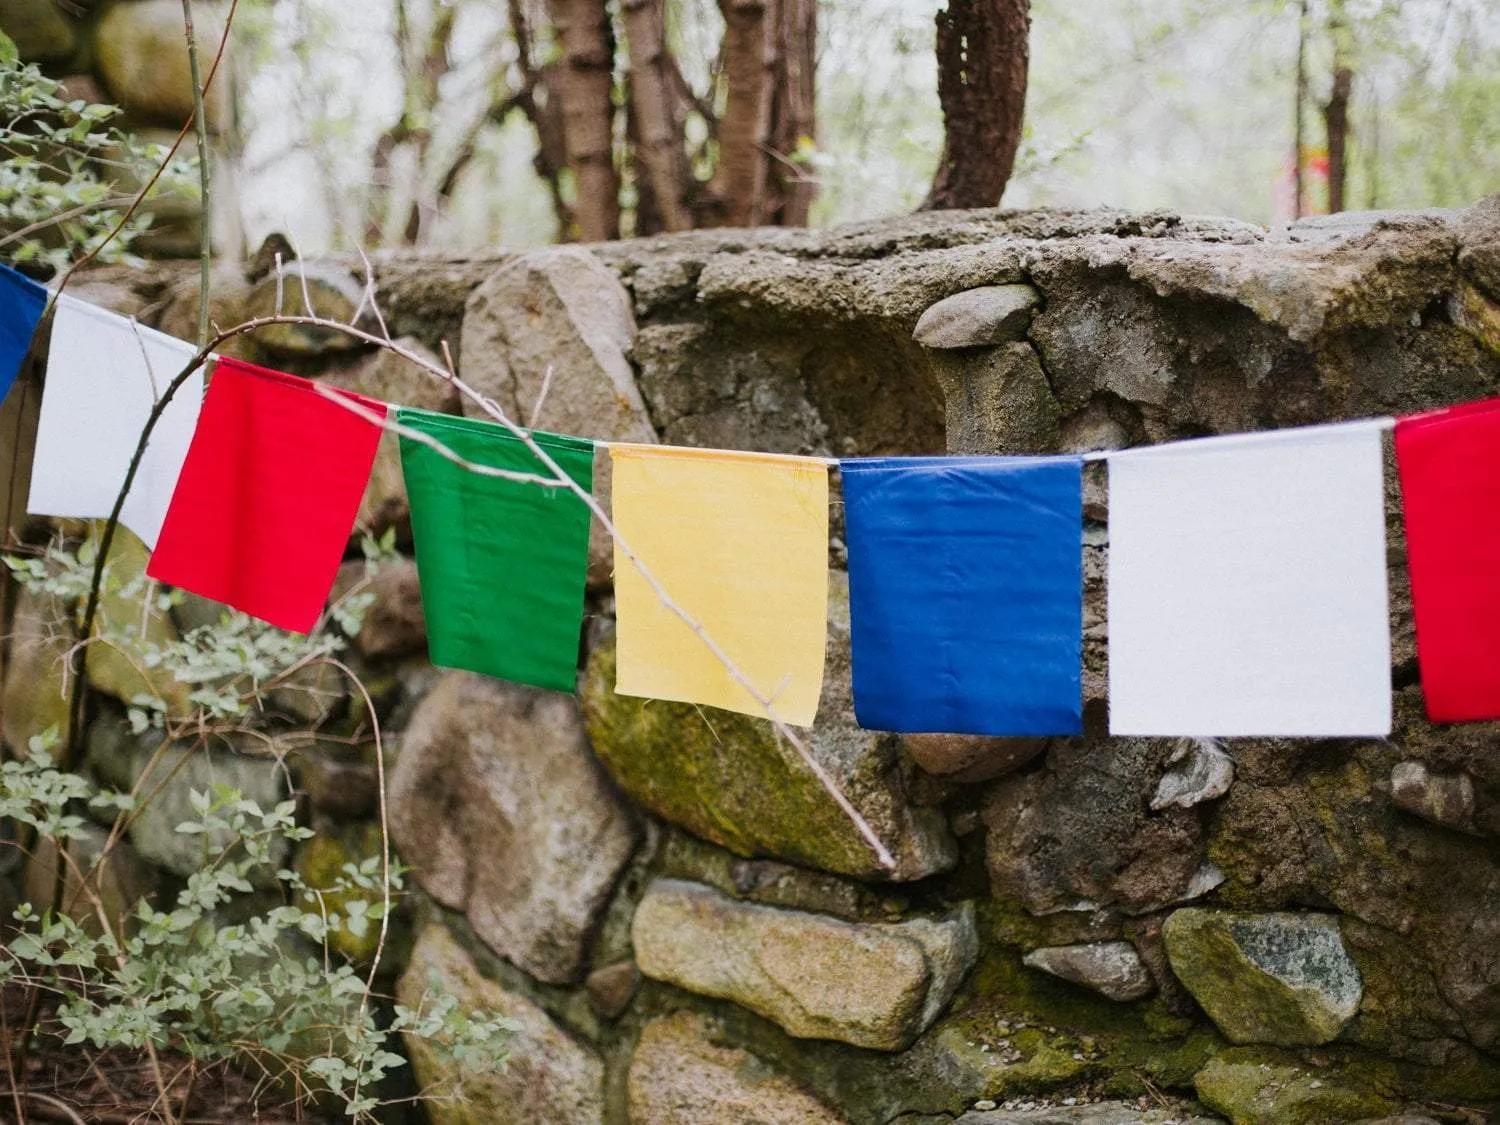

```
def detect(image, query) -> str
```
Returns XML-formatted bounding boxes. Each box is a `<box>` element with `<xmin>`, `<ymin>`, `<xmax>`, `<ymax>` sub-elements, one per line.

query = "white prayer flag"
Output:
<box><xmin>1108</xmin><ymin>421</ymin><xmax>1392</xmax><ymax>737</ymax></box>
<box><xmin>28</xmin><ymin>295</ymin><xmax>205</xmax><ymax>550</ymax></box>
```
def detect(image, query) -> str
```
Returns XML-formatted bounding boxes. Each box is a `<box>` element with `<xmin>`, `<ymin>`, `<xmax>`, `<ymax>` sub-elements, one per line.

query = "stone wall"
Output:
<box><xmin>5</xmin><ymin>198</ymin><xmax>1500</xmax><ymax>1125</ymax></box>
<box><xmin>1</xmin><ymin>0</ymin><xmax>234</xmax><ymax>258</ymax></box>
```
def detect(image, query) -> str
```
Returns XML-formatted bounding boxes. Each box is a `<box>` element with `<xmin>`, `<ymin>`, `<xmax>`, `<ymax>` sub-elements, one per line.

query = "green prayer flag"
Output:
<box><xmin>398</xmin><ymin>407</ymin><xmax>595</xmax><ymax>693</ymax></box>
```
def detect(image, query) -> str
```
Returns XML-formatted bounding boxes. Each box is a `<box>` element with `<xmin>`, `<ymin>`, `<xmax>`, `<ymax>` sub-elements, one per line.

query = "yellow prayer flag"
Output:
<box><xmin>609</xmin><ymin>444</ymin><xmax>830</xmax><ymax>726</ymax></box>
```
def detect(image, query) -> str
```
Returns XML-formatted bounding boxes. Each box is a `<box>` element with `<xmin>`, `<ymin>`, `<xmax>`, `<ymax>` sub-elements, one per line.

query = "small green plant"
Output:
<box><xmin>0</xmin><ymin>735</ymin><xmax>514</xmax><ymax>1119</ymax></box>
<box><xmin>0</xmin><ymin>31</ymin><xmax>196</xmax><ymax>272</ymax></box>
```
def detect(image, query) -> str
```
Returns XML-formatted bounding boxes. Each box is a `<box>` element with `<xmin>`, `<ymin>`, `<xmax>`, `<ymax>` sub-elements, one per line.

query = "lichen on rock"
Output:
<box><xmin>1163</xmin><ymin>910</ymin><xmax>1362</xmax><ymax>1047</ymax></box>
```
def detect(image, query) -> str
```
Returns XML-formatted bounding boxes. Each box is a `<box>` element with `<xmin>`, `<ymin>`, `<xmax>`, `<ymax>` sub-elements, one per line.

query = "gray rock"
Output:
<box><xmin>389</xmin><ymin>672</ymin><xmax>638</xmax><ymax>984</ymax></box>
<box><xmin>632</xmin><ymin>879</ymin><xmax>976</xmax><ymax>1051</ymax></box>
<box><xmin>931</xmin><ymin>342</ymin><xmax>1061</xmax><ymax>455</ymax></box>
<box><xmin>398</xmin><ymin>923</ymin><xmax>604</xmax><ymax>1125</ymax></box>
<box><xmin>628</xmin><ymin>1010</ymin><xmax>848</xmax><ymax>1124</ymax></box>
<box><xmin>902</xmin><ymin>734</ymin><xmax>1047</xmax><ymax>782</ymax></box>
<box><xmin>1022</xmin><ymin>941</ymin><xmax>1155</xmax><ymax>1002</ymax></box>
<box><xmin>1152</xmin><ymin>740</ymin><xmax>1235</xmax><ymax>810</ymax></box>
<box><xmin>340</xmin><ymin>558</ymin><xmax>427</xmax><ymax>662</ymax></box>
<box><xmin>126</xmin><ymin>738</ymin><xmax>288</xmax><ymax>880</ymax></box>
<box><xmin>914</xmin><ymin>284</ymin><xmax>1041</xmax><ymax>348</ymax></box>
<box><xmin>461</xmin><ymin>246</ymin><xmax>655</xmax><ymax>586</ymax></box>
<box><xmin>1163</xmin><ymin>910</ymin><xmax>1363</xmax><ymax>1046</ymax></box>
<box><xmin>581</xmin><ymin>573</ymin><xmax>957</xmax><ymax>882</ymax></box>
<box><xmin>95</xmin><ymin>1</ymin><xmax>231</xmax><ymax>130</ymax></box>
<box><xmin>984</xmin><ymin>736</ymin><xmax>1207</xmax><ymax>916</ymax></box>
<box><xmin>1389</xmin><ymin>760</ymin><xmax>1476</xmax><ymax>833</ymax></box>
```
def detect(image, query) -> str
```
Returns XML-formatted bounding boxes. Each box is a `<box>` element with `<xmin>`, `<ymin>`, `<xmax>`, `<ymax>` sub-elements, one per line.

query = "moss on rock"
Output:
<box><xmin>1193</xmin><ymin>1053</ymin><xmax>1397</xmax><ymax>1125</ymax></box>
<box><xmin>579</xmin><ymin>580</ymin><xmax>954</xmax><ymax>881</ymax></box>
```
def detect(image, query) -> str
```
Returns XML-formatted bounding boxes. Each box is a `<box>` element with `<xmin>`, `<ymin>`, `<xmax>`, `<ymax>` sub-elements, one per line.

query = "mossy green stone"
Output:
<box><xmin>1163</xmin><ymin>910</ymin><xmax>1361</xmax><ymax>1047</ymax></box>
<box><xmin>296</xmin><ymin>823</ymin><xmax>385</xmax><ymax>964</ymax></box>
<box><xmin>1193</xmin><ymin>1056</ymin><xmax>1395</xmax><ymax>1125</ymax></box>
<box><xmin>580</xmin><ymin>610</ymin><xmax>954</xmax><ymax>881</ymax></box>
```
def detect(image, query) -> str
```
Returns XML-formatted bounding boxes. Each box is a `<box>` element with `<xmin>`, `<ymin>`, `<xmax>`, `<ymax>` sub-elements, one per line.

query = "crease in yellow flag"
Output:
<box><xmin>609</xmin><ymin>444</ymin><xmax>830</xmax><ymax>726</ymax></box>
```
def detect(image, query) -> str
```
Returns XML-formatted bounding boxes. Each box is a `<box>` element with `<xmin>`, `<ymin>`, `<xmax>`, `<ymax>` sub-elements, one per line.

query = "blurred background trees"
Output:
<box><xmin>6</xmin><ymin>0</ymin><xmax>1496</xmax><ymax>256</ymax></box>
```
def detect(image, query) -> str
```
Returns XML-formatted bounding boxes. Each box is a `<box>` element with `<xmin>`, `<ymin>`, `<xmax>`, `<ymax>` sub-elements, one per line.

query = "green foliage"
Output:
<box><xmin>3</xmin><ymin>529</ymin><xmax>395</xmax><ymax>730</ymax></box>
<box><xmin>0</xmin><ymin>746</ymin><xmax>515</xmax><ymax>1119</ymax></box>
<box><xmin>0</xmin><ymin>54</ymin><xmax>195</xmax><ymax>272</ymax></box>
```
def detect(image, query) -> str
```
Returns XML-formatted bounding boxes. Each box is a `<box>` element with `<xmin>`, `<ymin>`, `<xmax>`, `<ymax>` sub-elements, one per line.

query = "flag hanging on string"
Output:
<box><xmin>609</xmin><ymin>444</ymin><xmax>829</xmax><ymax>726</ymax></box>
<box><xmin>28</xmin><ymin>295</ymin><xmax>203</xmax><ymax>549</ymax></box>
<box><xmin>1108</xmin><ymin>421</ymin><xmax>1391</xmax><ymax>737</ymax></box>
<box><xmin>398</xmin><ymin>408</ymin><xmax>595</xmax><ymax>693</ymax></box>
<box><xmin>0</xmin><ymin>263</ymin><xmax>48</xmax><ymax>402</ymax></box>
<box><xmin>1395</xmin><ymin>397</ymin><xmax>1500</xmax><ymax>722</ymax></box>
<box><xmin>842</xmin><ymin>455</ymin><xmax>1084</xmax><ymax>735</ymax></box>
<box><xmin>147</xmin><ymin>358</ymin><xmax>386</xmax><ymax>633</ymax></box>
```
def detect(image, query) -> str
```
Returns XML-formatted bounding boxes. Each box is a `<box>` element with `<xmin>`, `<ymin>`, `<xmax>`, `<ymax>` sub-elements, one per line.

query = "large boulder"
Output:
<box><xmin>95</xmin><ymin>1</ymin><xmax>232</xmax><ymax>130</ymax></box>
<box><xmin>460</xmin><ymin>246</ymin><xmax>656</xmax><ymax>585</ymax></box>
<box><xmin>397</xmin><ymin>923</ymin><xmax>604</xmax><ymax>1125</ymax></box>
<box><xmin>581</xmin><ymin>573</ymin><xmax>956</xmax><ymax>881</ymax></box>
<box><xmin>1162</xmin><ymin>910</ymin><xmax>1363</xmax><ymax>1047</ymax></box>
<box><xmin>460</xmin><ymin>246</ymin><xmax>652</xmax><ymax>443</ymax></box>
<box><xmin>388</xmin><ymin>672</ymin><xmax>638</xmax><ymax>983</ymax></box>
<box><xmin>632</xmin><ymin>879</ymin><xmax>976</xmax><ymax>1051</ymax></box>
<box><xmin>628</xmin><ymin>1010</ymin><xmax>848</xmax><ymax>1124</ymax></box>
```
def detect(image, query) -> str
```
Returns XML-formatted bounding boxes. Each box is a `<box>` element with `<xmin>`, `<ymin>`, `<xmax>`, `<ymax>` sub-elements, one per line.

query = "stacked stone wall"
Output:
<box><xmin>5</xmin><ymin>198</ymin><xmax>1500</xmax><ymax>1124</ymax></box>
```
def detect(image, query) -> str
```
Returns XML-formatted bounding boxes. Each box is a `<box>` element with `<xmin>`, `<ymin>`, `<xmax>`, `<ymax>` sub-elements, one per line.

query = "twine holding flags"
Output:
<box><xmin>7</xmin><ymin>259</ymin><xmax>1500</xmax><ymax>740</ymax></box>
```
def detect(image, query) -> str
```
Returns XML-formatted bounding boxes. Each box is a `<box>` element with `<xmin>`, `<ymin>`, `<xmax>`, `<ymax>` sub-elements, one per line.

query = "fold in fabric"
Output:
<box><xmin>147</xmin><ymin>358</ymin><xmax>386</xmax><ymax>633</ymax></box>
<box><xmin>609</xmin><ymin>444</ymin><xmax>829</xmax><ymax>726</ymax></box>
<box><xmin>1108</xmin><ymin>421</ymin><xmax>1392</xmax><ymax>737</ymax></box>
<box><xmin>0</xmin><ymin>263</ymin><xmax>47</xmax><ymax>402</ymax></box>
<box><xmin>28</xmin><ymin>295</ymin><xmax>203</xmax><ymax>549</ymax></box>
<box><xmin>398</xmin><ymin>408</ymin><xmax>594</xmax><ymax>693</ymax></box>
<box><xmin>1395</xmin><ymin>397</ymin><xmax>1500</xmax><ymax>722</ymax></box>
<box><xmin>841</xmin><ymin>456</ymin><xmax>1084</xmax><ymax>735</ymax></box>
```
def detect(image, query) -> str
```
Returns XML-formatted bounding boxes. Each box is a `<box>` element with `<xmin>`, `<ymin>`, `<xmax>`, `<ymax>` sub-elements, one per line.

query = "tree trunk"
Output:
<box><xmin>622</xmin><ymin>0</ymin><xmax>693</xmax><ymax>233</ymax></box>
<box><xmin>1324</xmin><ymin>65</ymin><xmax>1353</xmax><ymax>213</ymax></box>
<box><xmin>1323</xmin><ymin>0</ymin><xmax>1354</xmax><ymax>215</ymax></box>
<box><xmin>548</xmin><ymin>0</ymin><xmax>621</xmax><ymax>241</ymax></box>
<box><xmin>1292</xmin><ymin>0</ymin><xmax>1309</xmax><ymax>218</ymax></box>
<box><xmin>921</xmin><ymin>0</ymin><xmax>1031</xmax><ymax>211</ymax></box>
<box><xmin>708</xmin><ymin>0</ymin><xmax>775</xmax><ymax>227</ymax></box>
<box><xmin>768</xmin><ymin>0</ymin><xmax>816</xmax><ymax>225</ymax></box>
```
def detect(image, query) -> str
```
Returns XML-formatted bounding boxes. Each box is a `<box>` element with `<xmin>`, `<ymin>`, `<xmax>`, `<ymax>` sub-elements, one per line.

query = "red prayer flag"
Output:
<box><xmin>1395</xmin><ymin>397</ymin><xmax>1500</xmax><ymax>723</ymax></box>
<box><xmin>147</xmin><ymin>357</ymin><xmax>386</xmax><ymax>634</ymax></box>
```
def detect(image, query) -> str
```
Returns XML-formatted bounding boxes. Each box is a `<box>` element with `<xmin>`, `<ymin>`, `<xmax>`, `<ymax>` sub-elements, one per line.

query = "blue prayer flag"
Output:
<box><xmin>0</xmin><ymin>264</ymin><xmax>47</xmax><ymax>403</ymax></box>
<box><xmin>841</xmin><ymin>455</ymin><xmax>1084</xmax><ymax>736</ymax></box>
